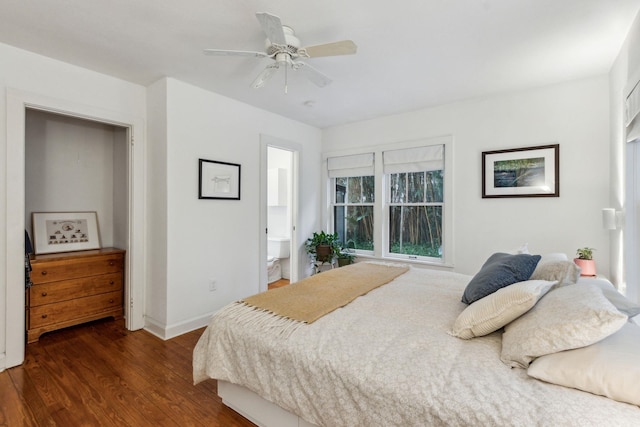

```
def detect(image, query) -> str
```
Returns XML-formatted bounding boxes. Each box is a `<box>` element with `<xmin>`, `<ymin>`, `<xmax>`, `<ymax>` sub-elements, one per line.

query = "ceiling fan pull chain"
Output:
<box><xmin>285</xmin><ymin>62</ymin><xmax>288</xmax><ymax>94</ymax></box>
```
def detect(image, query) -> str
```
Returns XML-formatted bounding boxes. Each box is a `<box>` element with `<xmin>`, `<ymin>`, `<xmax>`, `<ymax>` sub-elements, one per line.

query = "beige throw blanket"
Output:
<box><xmin>243</xmin><ymin>262</ymin><xmax>409</xmax><ymax>323</ymax></box>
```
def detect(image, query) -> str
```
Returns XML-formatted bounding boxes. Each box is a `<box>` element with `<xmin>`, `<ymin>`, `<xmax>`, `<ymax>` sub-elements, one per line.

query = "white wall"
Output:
<box><xmin>611</xmin><ymin>11</ymin><xmax>640</xmax><ymax>303</ymax></box>
<box><xmin>323</xmin><ymin>77</ymin><xmax>611</xmax><ymax>276</ymax></box>
<box><xmin>0</xmin><ymin>42</ymin><xmax>146</xmax><ymax>369</ymax></box>
<box><xmin>144</xmin><ymin>78</ymin><xmax>322</xmax><ymax>338</ymax></box>
<box><xmin>145</xmin><ymin>79</ymin><xmax>169</xmax><ymax>330</ymax></box>
<box><xmin>25</xmin><ymin>109</ymin><xmax>127</xmax><ymax>248</ymax></box>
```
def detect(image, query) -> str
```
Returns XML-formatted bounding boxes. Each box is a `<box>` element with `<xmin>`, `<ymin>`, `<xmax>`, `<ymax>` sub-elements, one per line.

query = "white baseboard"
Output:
<box><xmin>144</xmin><ymin>312</ymin><xmax>214</xmax><ymax>340</ymax></box>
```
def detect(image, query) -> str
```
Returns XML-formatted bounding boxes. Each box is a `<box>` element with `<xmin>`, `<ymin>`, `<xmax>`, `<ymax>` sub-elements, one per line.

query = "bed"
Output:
<box><xmin>193</xmin><ymin>259</ymin><xmax>640</xmax><ymax>426</ymax></box>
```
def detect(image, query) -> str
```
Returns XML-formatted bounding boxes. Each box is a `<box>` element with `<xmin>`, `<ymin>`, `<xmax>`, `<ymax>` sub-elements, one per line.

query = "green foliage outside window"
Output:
<box><xmin>389</xmin><ymin>170</ymin><xmax>443</xmax><ymax>258</ymax></box>
<box><xmin>335</xmin><ymin>176</ymin><xmax>374</xmax><ymax>250</ymax></box>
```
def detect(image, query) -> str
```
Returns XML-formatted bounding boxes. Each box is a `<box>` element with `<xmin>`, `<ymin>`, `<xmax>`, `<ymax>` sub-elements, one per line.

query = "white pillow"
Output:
<box><xmin>528</xmin><ymin>322</ymin><xmax>640</xmax><ymax>406</ymax></box>
<box><xmin>506</xmin><ymin>243</ymin><xmax>530</xmax><ymax>254</ymax></box>
<box><xmin>530</xmin><ymin>260</ymin><xmax>580</xmax><ymax>286</ymax></box>
<box><xmin>500</xmin><ymin>284</ymin><xmax>627</xmax><ymax>368</ymax></box>
<box><xmin>450</xmin><ymin>280</ymin><xmax>556</xmax><ymax>339</ymax></box>
<box><xmin>539</xmin><ymin>252</ymin><xmax>568</xmax><ymax>262</ymax></box>
<box><xmin>580</xmin><ymin>278</ymin><xmax>640</xmax><ymax>318</ymax></box>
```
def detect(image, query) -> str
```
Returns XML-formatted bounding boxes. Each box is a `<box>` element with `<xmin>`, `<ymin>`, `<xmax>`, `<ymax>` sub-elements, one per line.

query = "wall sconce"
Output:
<box><xmin>602</xmin><ymin>208</ymin><xmax>624</xmax><ymax>230</ymax></box>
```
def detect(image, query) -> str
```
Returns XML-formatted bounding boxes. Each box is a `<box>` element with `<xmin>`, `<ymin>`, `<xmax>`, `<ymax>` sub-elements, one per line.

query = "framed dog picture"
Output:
<box><xmin>199</xmin><ymin>158</ymin><xmax>241</xmax><ymax>200</ymax></box>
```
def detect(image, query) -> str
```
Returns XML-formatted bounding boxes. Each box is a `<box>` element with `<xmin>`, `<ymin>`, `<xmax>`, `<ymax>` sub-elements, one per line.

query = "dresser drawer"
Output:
<box><xmin>31</xmin><ymin>253</ymin><xmax>124</xmax><ymax>284</ymax></box>
<box><xmin>29</xmin><ymin>290</ymin><xmax>123</xmax><ymax>328</ymax></box>
<box><xmin>29</xmin><ymin>272</ymin><xmax>123</xmax><ymax>306</ymax></box>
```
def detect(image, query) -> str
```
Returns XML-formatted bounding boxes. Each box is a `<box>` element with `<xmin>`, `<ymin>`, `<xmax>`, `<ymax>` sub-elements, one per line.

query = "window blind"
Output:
<box><xmin>327</xmin><ymin>153</ymin><xmax>374</xmax><ymax>178</ymax></box>
<box><xmin>383</xmin><ymin>144</ymin><xmax>444</xmax><ymax>174</ymax></box>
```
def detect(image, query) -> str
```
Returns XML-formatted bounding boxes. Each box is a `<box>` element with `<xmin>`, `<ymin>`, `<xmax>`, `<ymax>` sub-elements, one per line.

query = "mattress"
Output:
<box><xmin>194</xmin><ymin>266</ymin><xmax>640</xmax><ymax>426</ymax></box>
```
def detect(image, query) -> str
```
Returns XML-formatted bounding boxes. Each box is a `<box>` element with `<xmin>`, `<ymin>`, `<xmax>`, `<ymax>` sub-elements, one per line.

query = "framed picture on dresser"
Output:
<box><xmin>32</xmin><ymin>211</ymin><xmax>101</xmax><ymax>254</ymax></box>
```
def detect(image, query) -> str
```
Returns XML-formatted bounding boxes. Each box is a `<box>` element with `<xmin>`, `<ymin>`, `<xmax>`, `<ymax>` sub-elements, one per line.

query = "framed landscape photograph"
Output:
<box><xmin>32</xmin><ymin>211</ymin><xmax>101</xmax><ymax>254</ymax></box>
<box><xmin>482</xmin><ymin>144</ymin><xmax>559</xmax><ymax>198</ymax></box>
<box><xmin>199</xmin><ymin>158</ymin><xmax>241</xmax><ymax>200</ymax></box>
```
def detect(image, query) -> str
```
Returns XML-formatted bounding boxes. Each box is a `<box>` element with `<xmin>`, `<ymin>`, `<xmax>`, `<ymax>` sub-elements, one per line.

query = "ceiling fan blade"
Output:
<box><xmin>302</xmin><ymin>40</ymin><xmax>357</xmax><ymax>58</ymax></box>
<box><xmin>203</xmin><ymin>49</ymin><xmax>268</xmax><ymax>58</ymax></box>
<box><xmin>256</xmin><ymin>12</ymin><xmax>287</xmax><ymax>45</ymax></box>
<box><xmin>251</xmin><ymin>64</ymin><xmax>280</xmax><ymax>89</ymax></box>
<box><xmin>294</xmin><ymin>61</ymin><xmax>332</xmax><ymax>88</ymax></box>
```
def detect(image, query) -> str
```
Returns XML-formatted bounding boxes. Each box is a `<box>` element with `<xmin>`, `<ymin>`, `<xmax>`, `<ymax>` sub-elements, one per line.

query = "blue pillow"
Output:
<box><xmin>462</xmin><ymin>253</ymin><xmax>542</xmax><ymax>304</ymax></box>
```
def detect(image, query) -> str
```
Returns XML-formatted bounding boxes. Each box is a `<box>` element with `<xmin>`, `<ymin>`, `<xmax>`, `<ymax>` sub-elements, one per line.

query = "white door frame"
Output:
<box><xmin>259</xmin><ymin>135</ymin><xmax>301</xmax><ymax>291</ymax></box>
<box><xmin>4</xmin><ymin>88</ymin><xmax>146</xmax><ymax>368</ymax></box>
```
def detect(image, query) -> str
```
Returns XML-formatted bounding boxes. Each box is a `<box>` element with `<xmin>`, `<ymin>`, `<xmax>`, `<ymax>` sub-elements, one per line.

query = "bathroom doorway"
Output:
<box><xmin>267</xmin><ymin>146</ymin><xmax>292</xmax><ymax>287</ymax></box>
<box><xmin>259</xmin><ymin>135</ymin><xmax>300</xmax><ymax>292</ymax></box>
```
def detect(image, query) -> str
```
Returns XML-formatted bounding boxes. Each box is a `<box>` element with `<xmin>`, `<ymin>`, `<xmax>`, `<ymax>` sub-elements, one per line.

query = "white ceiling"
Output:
<box><xmin>1</xmin><ymin>0</ymin><xmax>638</xmax><ymax>128</ymax></box>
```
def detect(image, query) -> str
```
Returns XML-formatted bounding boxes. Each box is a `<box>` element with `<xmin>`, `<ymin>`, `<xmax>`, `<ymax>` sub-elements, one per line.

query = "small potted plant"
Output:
<box><xmin>337</xmin><ymin>248</ymin><xmax>356</xmax><ymax>267</ymax></box>
<box><xmin>574</xmin><ymin>247</ymin><xmax>596</xmax><ymax>276</ymax></box>
<box><xmin>305</xmin><ymin>231</ymin><xmax>340</xmax><ymax>263</ymax></box>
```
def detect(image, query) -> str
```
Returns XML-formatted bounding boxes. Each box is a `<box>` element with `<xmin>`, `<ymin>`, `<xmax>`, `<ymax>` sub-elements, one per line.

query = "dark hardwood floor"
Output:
<box><xmin>1</xmin><ymin>319</ymin><xmax>257</xmax><ymax>426</ymax></box>
<box><xmin>268</xmin><ymin>278</ymin><xmax>289</xmax><ymax>290</ymax></box>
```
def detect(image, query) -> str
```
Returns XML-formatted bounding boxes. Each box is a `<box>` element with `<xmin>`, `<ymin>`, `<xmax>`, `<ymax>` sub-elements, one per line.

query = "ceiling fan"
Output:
<box><xmin>203</xmin><ymin>12</ymin><xmax>357</xmax><ymax>92</ymax></box>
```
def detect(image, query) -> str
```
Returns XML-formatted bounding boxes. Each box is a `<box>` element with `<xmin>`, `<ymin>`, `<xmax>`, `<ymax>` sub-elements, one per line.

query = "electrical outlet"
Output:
<box><xmin>209</xmin><ymin>279</ymin><xmax>217</xmax><ymax>292</ymax></box>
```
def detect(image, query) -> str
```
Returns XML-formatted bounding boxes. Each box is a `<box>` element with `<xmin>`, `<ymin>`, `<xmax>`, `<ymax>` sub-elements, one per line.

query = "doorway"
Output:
<box><xmin>267</xmin><ymin>146</ymin><xmax>293</xmax><ymax>287</ymax></box>
<box><xmin>259</xmin><ymin>135</ymin><xmax>301</xmax><ymax>292</ymax></box>
<box><xmin>24</xmin><ymin>109</ymin><xmax>128</xmax><ymax>250</ymax></box>
<box><xmin>4</xmin><ymin>89</ymin><xmax>145</xmax><ymax>369</ymax></box>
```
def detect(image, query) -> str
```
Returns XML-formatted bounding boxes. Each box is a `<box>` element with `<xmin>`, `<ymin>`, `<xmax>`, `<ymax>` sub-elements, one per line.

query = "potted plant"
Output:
<box><xmin>574</xmin><ymin>247</ymin><xmax>596</xmax><ymax>276</ymax></box>
<box><xmin>305</xmin><ymin>231</ymin><xmax>340</xmax><ymax>263</ymax></box>
<box><xmin>337</xmin><ymin>248</ymin><xmax>356</xmax><ymax>267</ymax></box>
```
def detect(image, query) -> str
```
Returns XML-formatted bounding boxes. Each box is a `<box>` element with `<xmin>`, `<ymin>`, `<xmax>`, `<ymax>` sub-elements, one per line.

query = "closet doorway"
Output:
<box><xmin>25</xmin><ymin>109</ymin><xmax>129</xmax><ymax>252</ymax></box>
<box><xmin>5</xmin><ymin>90</ymin><xmax>145</xmax><ymax>369</ymax></box>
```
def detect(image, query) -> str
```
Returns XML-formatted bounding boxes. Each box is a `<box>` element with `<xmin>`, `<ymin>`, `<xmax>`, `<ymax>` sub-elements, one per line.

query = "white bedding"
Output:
<box><xmin>193</xmin><ymin>266</ymin><xmax>640</xmax><ymax>426</ymax></box>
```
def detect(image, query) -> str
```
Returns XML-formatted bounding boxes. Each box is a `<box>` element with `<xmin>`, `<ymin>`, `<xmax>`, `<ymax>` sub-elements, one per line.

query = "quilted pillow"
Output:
<box><xmin>500</xmin><ymin>284</ymin><xmax>627</xmax><ymax>368</ymax></box>
<box><xmin>528</xmin><ymin>322</ymin><xmax>640</xmax><ymax>406</ymax></box>
<box><xmin>450</xmin><ymin>279</ymin><xmax>556</xmax><ymax>339</ymax></box>
<box><xmin>461</xmin><ymin>253</ymin><xmax>542</xmax><ymax>304</ymax></box>
<box><xmin>530</xmin><ymin>260</ymin><xmax>580</xmax><ymax>286</ymax></box>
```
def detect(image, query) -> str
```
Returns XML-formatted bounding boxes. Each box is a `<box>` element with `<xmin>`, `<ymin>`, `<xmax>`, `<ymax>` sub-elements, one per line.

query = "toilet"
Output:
<box><xmin>267</xmin><ymin>237</ymin><xmax>290</xmax><ymax>283</ymax></box>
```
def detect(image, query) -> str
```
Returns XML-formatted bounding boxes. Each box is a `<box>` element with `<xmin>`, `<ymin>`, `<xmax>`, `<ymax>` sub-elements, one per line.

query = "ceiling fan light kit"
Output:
<box><xmin>203</xmin><ymin>12</ymin><xmax>357</xmax><ymax>92</ymax></box>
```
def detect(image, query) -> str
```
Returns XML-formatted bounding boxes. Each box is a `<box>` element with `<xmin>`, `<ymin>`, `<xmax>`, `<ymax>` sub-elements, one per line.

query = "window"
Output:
<box><xmin>328</xmin><ymin>153</ymin><xmax>375</xmax><ymax>251</ymax></box>
<box><xmin>388</xmin><ymin>171</ymin><xmax>443</xmax><ymax>258</ymax></box>
<box><xmin>384</xmin><ymin>145</ymin><xmax>444</xmax><ymax>261</ymax></box>
<box><xmin>334</xmin><ymin>176</ymin><xmax>374</xmax><ymax>251</ymax></box>
<box><xmin>325</xmin><ymin>137</ymin><xmax>451</xmax><ymax>265</ymax></box>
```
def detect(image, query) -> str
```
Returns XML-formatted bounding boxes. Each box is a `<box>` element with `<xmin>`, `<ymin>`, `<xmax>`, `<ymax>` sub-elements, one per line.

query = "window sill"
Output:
<box><xmin>353</xmin><ymin>253</ymin><xmax>454</xmax><ymax>270</ymax></box>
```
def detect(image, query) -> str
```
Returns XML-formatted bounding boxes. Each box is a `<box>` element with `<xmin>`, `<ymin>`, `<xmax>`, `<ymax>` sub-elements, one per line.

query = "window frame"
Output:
<box><xmin>384</xmin><ymin>170</ymin><xmax>444</xmax><ymax>262</ymax></box>
<box><xmin>331</xmin><ymin>176</ymin><xmax>375</xmax><ymax>255</ymax></box>
<box><xmin>323</xmin><ymin>136</ymin><xmax>454</xmax><ymax>267</ymax></box>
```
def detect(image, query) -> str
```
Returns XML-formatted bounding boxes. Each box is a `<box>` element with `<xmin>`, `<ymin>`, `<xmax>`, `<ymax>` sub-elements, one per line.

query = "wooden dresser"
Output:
<box><xmin>26</xmin><ymin>248</ymin><xmax>125</xmax><ymax>343</ymax></box>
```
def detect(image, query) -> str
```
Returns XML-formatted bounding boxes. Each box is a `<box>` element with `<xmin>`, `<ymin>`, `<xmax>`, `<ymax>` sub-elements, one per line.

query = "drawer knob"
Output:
<box><xmin>41</xmin><ymin>292</ymin><xmax>48</xmax><ymax>297</ymax></box>
<box><xmin>41</xmin><ymin>271</ymin><xmax>48</xmax><ymax>276</ymax></box>
<box><xmin>109</xmin><ymin>261</ymin><xmax>115</xmax><ymax>266</ymax></box>
<box><xmin>109</xmin><ymin>299</ymin><xmax>114</xmax><ymax>303</ymax></box>
<box><xmin>109</xmin><ymin>280</ymin><xmax>114</xmax><ymax>285</ymax></box>
<box><xmin>41</xmin><ymin>314</ymin><xmax>48</xmax><ymax>319</ymax></box>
